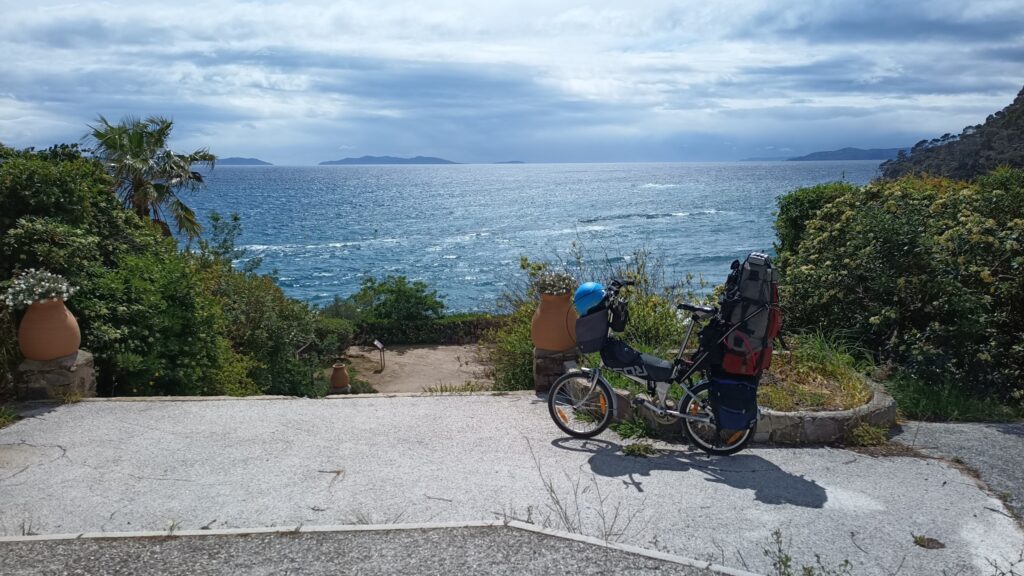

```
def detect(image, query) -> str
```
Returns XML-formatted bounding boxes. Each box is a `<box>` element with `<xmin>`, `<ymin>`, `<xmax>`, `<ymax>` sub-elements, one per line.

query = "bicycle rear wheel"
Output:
<box><xmin>682</xmin><ymin>381</ymin><xmax>755</xmax><ymax>456</ymax></box>
<box><xmin>548</xmin><ymin>373</ymin><xmax>614</xmax><ymax>438</ymax></box>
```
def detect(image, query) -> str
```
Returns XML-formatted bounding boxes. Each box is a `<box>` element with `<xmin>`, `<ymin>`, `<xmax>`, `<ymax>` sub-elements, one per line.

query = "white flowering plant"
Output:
<box><xmin>534</xmin><ymin>271</ymin><xmax>576</xmax><ymax>296</ymax></box>
<box><xmin>3</xmin><ymin>269</ymin><xmax>77</xmax><ymax>310</ymax></box>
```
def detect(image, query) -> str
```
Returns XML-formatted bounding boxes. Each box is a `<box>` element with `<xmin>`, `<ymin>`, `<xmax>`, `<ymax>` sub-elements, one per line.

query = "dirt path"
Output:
<box><xmin>341</xmin><ymin>344</ymin><xmax>492</xmax><ymax>393</ymax></box>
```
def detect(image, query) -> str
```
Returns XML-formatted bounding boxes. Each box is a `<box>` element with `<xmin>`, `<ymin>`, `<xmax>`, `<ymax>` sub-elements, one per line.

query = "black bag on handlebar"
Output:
<box><xmin>575</xmin><ymin>306</ymin><xmax>609</xmax><ymax>354</ymax></box>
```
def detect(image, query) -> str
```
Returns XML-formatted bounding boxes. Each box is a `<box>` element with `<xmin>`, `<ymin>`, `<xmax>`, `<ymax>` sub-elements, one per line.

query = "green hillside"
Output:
<box><xmin>880</xmin><ymin>86</ymin><xmax>1024</xmax><ymax>180</ymax></box>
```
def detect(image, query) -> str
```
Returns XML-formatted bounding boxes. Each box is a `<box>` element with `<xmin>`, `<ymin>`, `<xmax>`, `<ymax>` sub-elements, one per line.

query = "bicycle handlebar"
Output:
<box><xmin>609</xmin><ymin>278</ymin><xmax>636</xmax><ymax>290</ymax></box>
<box><xmin>677</xmin><ymin>302</ymin><xmax>716</xmax><ymax>316</ymax></box>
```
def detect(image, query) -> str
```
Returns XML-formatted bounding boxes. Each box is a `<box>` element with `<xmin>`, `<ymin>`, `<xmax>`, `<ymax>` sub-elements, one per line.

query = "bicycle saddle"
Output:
<box><xmin>600</xmin><ymin>339</ymin><xmax>674</xmax><ymax>382</ymax></box>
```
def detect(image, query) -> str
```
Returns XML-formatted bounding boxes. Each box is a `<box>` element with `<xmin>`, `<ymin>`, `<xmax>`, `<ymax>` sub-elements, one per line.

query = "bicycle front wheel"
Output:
<box><xmin>548</xmin><ymin>373</ymin><xmax>614</xmax><ymax>438</ymax></box>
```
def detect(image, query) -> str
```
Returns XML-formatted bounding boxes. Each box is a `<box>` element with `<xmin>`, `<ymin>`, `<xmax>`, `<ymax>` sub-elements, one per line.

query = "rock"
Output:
<box><xmin>15</xmin><ymin>350</ymin><xmax>96</xmax><ymax>401</ymax></box>
<box><xmin>532</xmin><ymin>348</ymin><xmax>578</xmax><ymax>394</ymax></box>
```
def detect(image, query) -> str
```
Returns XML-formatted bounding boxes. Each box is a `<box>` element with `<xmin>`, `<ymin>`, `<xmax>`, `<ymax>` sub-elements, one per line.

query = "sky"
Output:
<box><xmin>1</xmin><ymin>0</ymin><xmax>1022</xmax><ymax>164</ymax></box>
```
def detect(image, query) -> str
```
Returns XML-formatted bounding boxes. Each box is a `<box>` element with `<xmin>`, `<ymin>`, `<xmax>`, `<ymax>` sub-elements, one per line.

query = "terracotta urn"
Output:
<box><xmin>330</xmin><ymin>362</ymin><xmax>351</xmax><ymax>393</ymax></box>
<box><xmin>530</xmin><ymin>293</ymin><xmax>578</xmax><ymax>351</ymax></box>
<box><xmin>18</xmin><ymin>299</ymin><xmax>81</xmax><ymax>361</ymax></box>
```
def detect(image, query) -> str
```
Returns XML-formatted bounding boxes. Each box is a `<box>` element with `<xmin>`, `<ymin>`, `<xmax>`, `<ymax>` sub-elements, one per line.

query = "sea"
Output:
<box><xmin>189</xmin><ymin>161</ymin><xmax>881</xmax><ymax>311</ymax></box>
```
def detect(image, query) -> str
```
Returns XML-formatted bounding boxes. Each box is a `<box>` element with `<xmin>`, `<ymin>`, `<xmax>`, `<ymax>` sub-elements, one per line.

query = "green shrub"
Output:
<box><xmin>483</xmin><ymin>302</ymin><xmax>536</xmax><ymax>391</ymax></box>
<box><xmin>0</xmin><ymin>155</ymin><xmax>109</xmax><ymax>234</ymax></box>
<box><xmin>774</xmin><ymin>182</ymin><xmax>859</xmax><ymax>255</ymax></box>
<box><xmin>885</xmin><ymin>371</ymin><xmax>1024</xmax><ymax>421</ymax></box>
<box><xmin>315</xmin><ymin>316</ymin><xmax>356</xmax><ymax>357</ymax></box>
<box><xmin>0</xmin><ymin>145</ymin><xmax>328</xmax><ymax>398</ymax></box>
<box><xmin>0</xmin><ymin>302</ymin><xmax>17</xmax><ymax>400</ymax></box>
<box><xmin>434</xmin><ymin>313</ymin><xmax>503</xmax><ymax>344</ymax></box>
<box><xmin>320</xmin><ymin>294</ymin><xmax>360</xmax><ymax>322</ymax></box>
<box><xmin>91</xmin><ymin>251</ymin><xmax>248</xmax><ymax>396</ymax></box>
<box><xmin>199</xmin><ymin>244</ymin><xmax>322</xmax><ymax>397</ymax></box>
<box><xmin>776</xmin><ymin>169</ymin><xmax>1024</xmax><ymax>408</ymax></box>
<box><xmin>341</xmin><ymin>275</ymin><xmax>446</xmax><ymax>344</ymax></box>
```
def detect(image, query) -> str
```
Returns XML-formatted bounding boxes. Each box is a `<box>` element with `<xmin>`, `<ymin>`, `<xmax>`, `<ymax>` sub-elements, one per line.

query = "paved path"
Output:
<box><xmin>0</xmin><ymin>525</ymin><xmax>722</xmax><ymax>576</ymax></box>
<box><xmin>893</xmin><ymin>420</ymin><xmax>1024</xmax><ymax>520</ymax></box>
<box><xmin>1</xmin><ymin>395</ymin><xmax>1022</xmax><ymax>575</ymax></box>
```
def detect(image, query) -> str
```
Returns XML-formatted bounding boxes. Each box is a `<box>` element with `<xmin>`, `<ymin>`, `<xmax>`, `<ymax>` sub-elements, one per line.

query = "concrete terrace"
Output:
<box><xmin>1</xmin><ymin>393</ymin><xmax>1022</xmax><ymax>575</ymax></box>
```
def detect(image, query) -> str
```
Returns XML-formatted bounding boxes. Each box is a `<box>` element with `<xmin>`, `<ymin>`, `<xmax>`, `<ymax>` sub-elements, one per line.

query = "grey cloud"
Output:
<box><xmin>11</xmin><ymin>16</ymin><xmax>174</xmax><ymax>49</ymax></box>
<box><xmin>743</xmin><ymin>1</ymin><xmax>1024</xmax><ymax>44</ymax></box>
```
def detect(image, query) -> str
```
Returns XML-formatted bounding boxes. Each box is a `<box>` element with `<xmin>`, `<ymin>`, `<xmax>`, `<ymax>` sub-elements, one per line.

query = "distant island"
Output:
<box><xmin>495</xmin><ymin>160</ymin><xmax>526</xmax><ymax>164</ymax></box>
<box><xmin>788</xmin><ymin>147</ymin><xmax>908</xmax><ymax>161</ymax></box>
<box><xmin>218</xmin><ymin>157</ymin><xmax>272</xmax><ymax>165</ymax></box>
<box><xmin>319</xmin><ymin>155</ymin><xmax>457</xmax><ymax>165</ymax></box>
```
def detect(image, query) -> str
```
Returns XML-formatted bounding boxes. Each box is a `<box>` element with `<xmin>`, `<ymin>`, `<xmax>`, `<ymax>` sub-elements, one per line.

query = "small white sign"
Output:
<box><xmin>373</xmin><ymin>340</ymin><xmax>385</xmax><ymax>350</ymax></box>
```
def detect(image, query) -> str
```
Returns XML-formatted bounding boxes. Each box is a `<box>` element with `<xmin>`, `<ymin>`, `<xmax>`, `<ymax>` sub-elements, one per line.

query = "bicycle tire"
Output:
<box><xmin>681</xmin><ymin>381</ymin><xmax>756</xmax><ymax>456</ymax></box>
<box><xmin>547</xmin><ymin>372</ymin><xmax>615</xmax><ymax>438</ymax></box>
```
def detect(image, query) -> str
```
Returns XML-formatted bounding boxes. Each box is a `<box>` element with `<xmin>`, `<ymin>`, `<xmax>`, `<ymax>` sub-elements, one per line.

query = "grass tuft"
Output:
<box><xmin>346</xmin><ymin>366</ymin><xmax>378</xmax><ymax>394</ymax></box>
<box><xmin>912</xmin><ymin>534</ymin><xmax>946</xmax><ymax>550</ymax></box>
<box><xmin>760</xmin><ymin>333</ymin><xmax>872</xmax><ymax>412</ymax></box>
<box><xmin>422</xmin><ymin>381</ymin><xmax>492</xmax><ymax>395</ymax></box>
<box><xmin>609</xmin><ymin>416</ymin><xmax>652</xmax><ymax>439</ymax></box>
<box><xmin>622</xmin><ymin>442</ymin><xmax>658</xmax><ymax>457</ymax></box>
<box><xmin>847</xmin><ymin>422</ymin><xmax>889</xmax><ymax>447</ymax></box>
<box><xmin>885</xmin><ymin>371</ymin><xmax>1024</xmax><ymax>422</ymax></box>
<box><xmin>0</xmin><ymin>405</ymin><xmax>18</xmax><ymax>429</ymax></box>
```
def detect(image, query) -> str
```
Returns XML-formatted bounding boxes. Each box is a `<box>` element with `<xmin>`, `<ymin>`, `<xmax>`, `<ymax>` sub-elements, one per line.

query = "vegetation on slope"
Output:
<box><xmin>880</xmin><ymin>85</ymin><xmax>1024</xmax><ymax>180</ymax></box>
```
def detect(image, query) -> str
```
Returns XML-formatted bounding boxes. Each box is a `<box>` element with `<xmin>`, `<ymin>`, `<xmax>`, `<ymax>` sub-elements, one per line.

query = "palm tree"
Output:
<box><xmin>85</xmin><ymin>115</ymin><xmax>215</xmax><ymax>239</ymax></box>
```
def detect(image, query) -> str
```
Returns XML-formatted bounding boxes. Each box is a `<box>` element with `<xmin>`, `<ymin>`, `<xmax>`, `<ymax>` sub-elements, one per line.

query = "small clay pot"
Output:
<box><xmin>330</xmin><ymin>362</ymin><xmax>351</xmax><ymax>393</ymax></box>
<box><xmin>18</xmin><ymin>299</ymin><xmax>81</xmax><ymax>361</ymax></box>
<box><xmin>530</xmin><ymin>293</ymin><xmax>577</xmax><ymax>352</ymax></box>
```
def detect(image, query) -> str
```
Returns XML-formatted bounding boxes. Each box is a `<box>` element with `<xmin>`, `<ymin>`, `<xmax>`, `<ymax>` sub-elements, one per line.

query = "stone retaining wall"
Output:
<box><xmin>611</xmin><ymin>376</ymin><xmax>897</xmax><ymax>445</ymax></box>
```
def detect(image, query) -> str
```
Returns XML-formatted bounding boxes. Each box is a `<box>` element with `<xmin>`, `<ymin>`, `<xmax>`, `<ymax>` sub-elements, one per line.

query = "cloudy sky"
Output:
<box><xmin>1</xmin><ymin>0</ymin><xmax>1022</xmax><ymax>164</ymax></box>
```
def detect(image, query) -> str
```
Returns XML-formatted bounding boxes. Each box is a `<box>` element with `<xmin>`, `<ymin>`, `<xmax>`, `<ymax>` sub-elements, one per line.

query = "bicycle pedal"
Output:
<box><xmin>631</xmin><ymin>396</ymin><xmax>646</xmax><ymax>407</ymax></box>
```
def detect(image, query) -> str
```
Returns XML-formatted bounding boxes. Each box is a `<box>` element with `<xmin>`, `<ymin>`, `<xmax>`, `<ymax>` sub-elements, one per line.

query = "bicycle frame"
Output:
<box><xmin>581</xmin><ymin>302</ymin><xmax>769</xmax><ymax>425</ymax></box>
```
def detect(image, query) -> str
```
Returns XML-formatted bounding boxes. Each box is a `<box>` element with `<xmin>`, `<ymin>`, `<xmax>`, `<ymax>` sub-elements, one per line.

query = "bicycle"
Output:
<box><xmin>546</xmin><ymin>278</ymin><xmax>766</xmax><ymax>456</ymax></box>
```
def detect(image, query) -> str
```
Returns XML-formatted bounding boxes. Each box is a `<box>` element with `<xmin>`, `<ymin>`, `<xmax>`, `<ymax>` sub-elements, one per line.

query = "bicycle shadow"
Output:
<box><xmin>551</xmin><ymin>437</ymin><xmax>828</xmax><ymax>509</ymax></box>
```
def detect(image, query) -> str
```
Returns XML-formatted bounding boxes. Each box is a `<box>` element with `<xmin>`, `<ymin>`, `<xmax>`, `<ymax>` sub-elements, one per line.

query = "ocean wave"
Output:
<box><xmin>578</xmin><ymin>212</ymin><xmax>696</xmax><ymax>224</ymax></box>
<box><xmin>639</xmin><ymin>183</ymin><xmax>680</xmax><ymax>189</ymax></box>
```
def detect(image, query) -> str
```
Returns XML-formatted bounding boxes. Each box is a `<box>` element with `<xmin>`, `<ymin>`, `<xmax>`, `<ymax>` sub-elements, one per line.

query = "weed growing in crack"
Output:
<box><xmin>343</xmin><ymin>510</ymin><xmax>407</xmax><ymax>525</ymax></box>
<box><xmin>507</xmin><ymin>438</ymin><xmax>646</xmax><ymax>543</ymax></box>
<box><xmin>763</xmin><ymin>528</ymin><xmax>853</xmax><ymax>576</ymax></box>
<box><xmin>985</xmin><ymin>550</ymin><xmax>1024</xmax><ymax>576</ymax></box>
<box><xmin>622</xmin><ymin>442</ymin><xmax>658</xmax><ymax>457</ymax></box>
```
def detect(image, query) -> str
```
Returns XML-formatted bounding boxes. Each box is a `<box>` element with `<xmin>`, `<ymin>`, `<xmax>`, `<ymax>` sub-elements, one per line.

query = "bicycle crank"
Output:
<box><xmin>631</xmin><ymin>394</ymin><xmax>681</xmax><ymax>425</ymax></box>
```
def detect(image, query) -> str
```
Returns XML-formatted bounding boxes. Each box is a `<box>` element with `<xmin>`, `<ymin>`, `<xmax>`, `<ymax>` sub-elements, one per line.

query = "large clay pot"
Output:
<box><xmin>18</xmin><ymin>299</ymin><xmax>80</xmax><ymax>361</ymax></box>
<box><xmin>530</xmin><ymin>293</ymin><xmax>577</xmax><ymax>351</ymax></box>
<box><xmin>330</xmin><ymin>362</ymin><xmax>351</xmax><ymax>393</ymax></box>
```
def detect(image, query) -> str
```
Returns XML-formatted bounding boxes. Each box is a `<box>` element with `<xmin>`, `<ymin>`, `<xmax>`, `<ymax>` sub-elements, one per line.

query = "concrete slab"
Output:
<box><xmin>893</xmin><ymin>420</ymin><xmax>1024</xmax><ymax>520</ymax></box>
<box><xmin>1</xmin><ymin>395</ymin><xmax>1022</xmax><ymax>575</ymax></box>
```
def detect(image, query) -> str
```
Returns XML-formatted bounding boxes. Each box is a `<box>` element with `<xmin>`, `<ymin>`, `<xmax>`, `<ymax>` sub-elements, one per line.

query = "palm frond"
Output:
<box><xmin>83</xmin><ymin>114</ymin><xmax>214</xmax><ymax>239</ymax></box>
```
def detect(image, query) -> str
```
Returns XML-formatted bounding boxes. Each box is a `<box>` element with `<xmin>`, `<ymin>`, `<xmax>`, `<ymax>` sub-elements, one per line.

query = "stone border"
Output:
<box><xmin>611</xmin><ymin>376</ymin><xmax>897</xmax><ymax>445</ymax></box>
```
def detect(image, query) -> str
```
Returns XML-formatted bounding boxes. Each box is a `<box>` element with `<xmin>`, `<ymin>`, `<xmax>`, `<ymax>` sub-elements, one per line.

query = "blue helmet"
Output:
<box><xmin>574</xmin><ymin>282</ymin><xmax>606</xmax><ymax>315</ymax></box>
